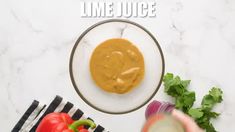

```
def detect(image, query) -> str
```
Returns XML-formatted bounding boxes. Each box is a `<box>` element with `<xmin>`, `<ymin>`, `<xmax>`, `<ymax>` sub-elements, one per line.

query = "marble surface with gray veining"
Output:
<box><xmin>0</xmin><ymin>0</ymin><xmax>235</xmax><ymax>131</ymax></box>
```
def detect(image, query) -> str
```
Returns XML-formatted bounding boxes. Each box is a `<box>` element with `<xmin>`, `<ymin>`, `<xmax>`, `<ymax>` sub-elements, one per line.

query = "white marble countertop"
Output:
<box><xmin>1</xmin><ymin>0</ymin><xmax>235</xmax><ymax>131</ymax></box>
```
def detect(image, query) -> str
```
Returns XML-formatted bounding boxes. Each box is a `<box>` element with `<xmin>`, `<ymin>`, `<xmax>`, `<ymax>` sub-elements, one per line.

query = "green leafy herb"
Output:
<box><xmin>163</xmin><ymin>73</ymin><xmax>190</xmax><ymax>98</ymax></box>
<box><xmin>201</xmin><ymin>87</ymin><xmax>223</xmax><ymax>111</ymax></box>
<box><xmin>163</xmin><ymin>73</ymin><xmax>223</xmax><ymax>132</ymax></box>
<box><xmin>175</xmin><ymin>91</ymin><xmax>195</xmax><ymax>112</ymax></box>
<box><xmin>188</xmin><ymin>108</ymin><xmax>204</xmax><ymax>119</ymax></box>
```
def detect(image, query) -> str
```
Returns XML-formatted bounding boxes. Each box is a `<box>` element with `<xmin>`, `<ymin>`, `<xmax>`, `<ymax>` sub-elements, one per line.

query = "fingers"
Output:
<box><xmin>172</xmin><ymin>109</ymin><xmax>204</xmax><ymax>132</ymax></box>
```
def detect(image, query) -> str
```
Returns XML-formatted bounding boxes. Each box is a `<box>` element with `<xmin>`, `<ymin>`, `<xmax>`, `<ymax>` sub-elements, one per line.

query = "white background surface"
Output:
<box><xmin>0</xmin><ymin>0</ymin><xmax>235</xmax><ymax>131</ymax></box>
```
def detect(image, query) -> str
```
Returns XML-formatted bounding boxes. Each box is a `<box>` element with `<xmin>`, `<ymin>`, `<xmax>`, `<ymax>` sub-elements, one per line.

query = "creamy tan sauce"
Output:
<box><xmin>90</xmin><ymin>38</ymin><xmax>145</xmax><ymax>94</ymax></box>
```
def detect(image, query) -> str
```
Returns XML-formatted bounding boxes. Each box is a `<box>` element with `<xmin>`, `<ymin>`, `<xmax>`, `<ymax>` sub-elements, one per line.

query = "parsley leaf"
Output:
<box><xmin>163</xmin><ymin>73</ymin><xmax>190</xmax><ymax>98</ymax></box>
<box><xmin>209</xmin><ymin>87</ymin><xmax>223</xmax><ymax>103</ymax></box>
<box><xmin>188</xmin><ymin>108</ymin><xmax>204</xmax><ymax>119</ymax></box>
<box><xmin>201</xmin><ymin>87</ymin><xmax>223</xmax><ymax>110</ymax></box>
<box><xmin>201</xmin><ymin>95</ymin><xmax>215</xmax><ymax>110</ymax></box>
<box><xmin>175</xmin><ymin>91</ymin><xmax>195</xmax><ymax>112</ymax></box>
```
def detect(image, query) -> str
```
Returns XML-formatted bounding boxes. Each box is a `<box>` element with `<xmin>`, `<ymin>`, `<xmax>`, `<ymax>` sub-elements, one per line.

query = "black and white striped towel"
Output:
<box><xmin>12</xmin><ymin>95</ymin><xmax>108</xmax><ymax>132</ymax></box>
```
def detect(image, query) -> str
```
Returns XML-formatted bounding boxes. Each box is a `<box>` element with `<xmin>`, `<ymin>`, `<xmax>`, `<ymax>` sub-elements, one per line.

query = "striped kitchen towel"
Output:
<box><xmin>12</xmin><ymin>95</ymin><xmax>108</xmax><ymax>132</ymax></box>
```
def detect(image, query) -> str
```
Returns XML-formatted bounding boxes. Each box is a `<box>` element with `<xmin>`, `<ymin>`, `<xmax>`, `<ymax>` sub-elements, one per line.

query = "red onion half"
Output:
<box><xmin>145</xmin><ymin>100</ymin><xmax>174</xmax><ymax>119</ymax></box>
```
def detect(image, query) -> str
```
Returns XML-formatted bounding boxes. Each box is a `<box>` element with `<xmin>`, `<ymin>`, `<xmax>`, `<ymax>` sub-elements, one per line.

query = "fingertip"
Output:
<box><xmin>171</xmin><ymin>109</ymin><xmax>202</xmax><ymax>132</ymax></box>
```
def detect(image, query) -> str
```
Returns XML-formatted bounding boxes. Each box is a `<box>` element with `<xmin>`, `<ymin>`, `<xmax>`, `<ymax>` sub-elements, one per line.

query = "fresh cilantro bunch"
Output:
<box><xmin>163</xmin><ymin>73</ymin><xmax>223</xmax><ymax>132</ymax></box>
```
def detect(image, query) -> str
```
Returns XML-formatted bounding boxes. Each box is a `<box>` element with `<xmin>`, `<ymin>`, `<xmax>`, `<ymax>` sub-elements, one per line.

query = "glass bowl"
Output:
<box><xmin>69</xmin><ymin>19</ymin><xmax>165</xmax><ymax>114</ymax></box>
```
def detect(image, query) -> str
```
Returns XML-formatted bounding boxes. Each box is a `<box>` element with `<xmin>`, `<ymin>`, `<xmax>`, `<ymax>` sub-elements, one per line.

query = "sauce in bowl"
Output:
<box><xmin>90</xmin><ymin>38</ymin><xmax>145</xmax><ymax>94</ymax></box>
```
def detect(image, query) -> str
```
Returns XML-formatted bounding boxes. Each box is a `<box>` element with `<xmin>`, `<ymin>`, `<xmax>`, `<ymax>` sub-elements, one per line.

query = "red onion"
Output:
<box><xmin>145</xmin><ymin>100</ymin><xmax>174</xmax><ymax>119</ymax></box>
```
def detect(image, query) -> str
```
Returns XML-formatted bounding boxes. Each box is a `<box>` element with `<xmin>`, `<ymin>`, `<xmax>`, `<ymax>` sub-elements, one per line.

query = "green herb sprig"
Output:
<box><xmin>163</xmin><ymin>73</ymin><xmax>223</xmax><ymax>132</ymax></box>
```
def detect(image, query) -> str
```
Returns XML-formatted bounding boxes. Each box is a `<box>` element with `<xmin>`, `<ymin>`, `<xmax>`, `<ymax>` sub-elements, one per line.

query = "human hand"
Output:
<box><xmin>172</xmin><ymin>109</ymin><xmax>204</xmax><ymax>132</ymax></box>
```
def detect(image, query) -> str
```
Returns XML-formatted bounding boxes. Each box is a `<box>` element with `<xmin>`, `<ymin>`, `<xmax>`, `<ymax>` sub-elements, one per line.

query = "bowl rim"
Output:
<box><xmin>69</xmin><ymin>19</ymin><xmax>165</xmax><ymax>114</ymax></box>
